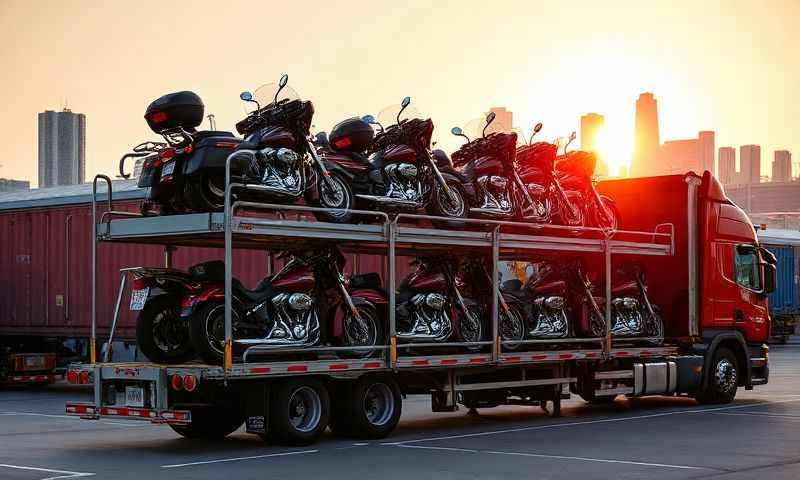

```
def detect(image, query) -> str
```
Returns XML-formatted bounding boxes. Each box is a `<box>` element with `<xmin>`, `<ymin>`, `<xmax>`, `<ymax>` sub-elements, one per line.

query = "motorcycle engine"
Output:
<box><xmin>271</xmin><ymin>293</ymin><xmax>314</xmax><ymax>340</ymax></box>
<box><xmin>385</xmin><ymin>163</ymin><xmax>420</xmax><ymax>200</ymax></box>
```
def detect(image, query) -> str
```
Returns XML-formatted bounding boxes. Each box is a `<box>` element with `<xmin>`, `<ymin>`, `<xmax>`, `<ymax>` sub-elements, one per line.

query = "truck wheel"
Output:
<box><xmin>169</xmin><ymin>405</ymin><xmax>243</xmax><ymax>439</ymax></box>
<box><xmin>330</xmin><ymin>374</ymin><xmax>401</xmax><ymax>439</ymax></box>
<box><xmin>268</xmin><ymin>379</ymin><xmax>330</xmax><ymax>446</ymax></box>
<box><xmin>696</xmin><ymin>347</ymin><xmax>739</xmax><ymax>404</ymax></box>
<box><xmin>136</xmin><ymin>296</ymin><xmax>195</xmax><ymax>364</ymax></box>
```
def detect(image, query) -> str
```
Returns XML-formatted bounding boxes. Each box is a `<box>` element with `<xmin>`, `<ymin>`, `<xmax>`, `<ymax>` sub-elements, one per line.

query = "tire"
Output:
<box><xmin>427</xmin><ymin>180</ymin><xmax>468</xmax><ymax>229</ymax></box>
<box><xmin>329</xmin><ymin>374</ymin><xmax>401</xmax><ymax>439</ymax></box>
<box><xmin>189</xmin><ymin>301</ymin><xmax>233</xmax><ymax>365</ymax></box>
<box><xmin>459</xmin><ymin>303</ymin><xmax>484</xmax><ymax>349</ymax></box>
<box><xmin>556</xmin><ymin>191</ymin><xmax>586</xmax><ymax>228</ymax></box>
<box><xmin>184</xmin><ymin>172</ymin><xmax>225</xmax><ymax>213</ymax></box>
<box><xmin>337</xmin><ymin>301</ymin><xmax>383</xmax><ymax>359</ymax></box>
<box><xmin>267</xmin><ymin>378</ymin><xmax>330</xmax><ymax>446</ymax></box>
<box><xmin>696</xmin><ymin>347</ymin><xmax>739</xmax><ymax>405</ymax></box>
<box><xmin>310</xmin><ymin>172</ymin><xmax>354</xmax><ymax>224</ymax></box>
<box><xmin>592</xmin><ymin>196</ymin><xmax>620</xmax><ymax>232</ymax></box>
<box><xmin>135</xmin><ymin>295</ymin><xmax>194</xmax><ymax>364</ymax></box>
<box><xmin>500</xmin><ymin>303</ymin><xmax>525</xmax><ymax>351</ymax></box>
<box><xmin>644</xmin><ymin>307</ymin><xmax>664</xmax><ymax>345</ymax></box>
<box><xmin>169</xmin><ymin>405</ymin><xmax>244</xmax><ymax>439</ymax></box>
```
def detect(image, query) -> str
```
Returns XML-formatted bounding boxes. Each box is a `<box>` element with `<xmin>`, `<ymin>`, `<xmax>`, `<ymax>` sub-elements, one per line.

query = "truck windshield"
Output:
<box><xmin>734</xmin><ymin>247</ymin><xmax>762</xmax><ymax>291</ymax></box>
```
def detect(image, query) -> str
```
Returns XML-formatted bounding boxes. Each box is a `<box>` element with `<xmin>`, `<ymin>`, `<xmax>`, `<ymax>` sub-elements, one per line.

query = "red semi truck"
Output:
<box><xmin>0</xmin><ymin>181</ymin><xmax>386</xmax><ymax>385</ymax></box>
<box><xmin>55</xmin><ymin>171</ymin><xmax>774</xmax><ymax>444</ymax></box>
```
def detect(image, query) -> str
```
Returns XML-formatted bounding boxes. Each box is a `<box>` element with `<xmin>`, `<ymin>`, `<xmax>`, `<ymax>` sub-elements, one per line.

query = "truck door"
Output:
<box><xmin>733</xmin><ymin>245</ymin><xmax>770</xmax><ymax>343</ymax></box>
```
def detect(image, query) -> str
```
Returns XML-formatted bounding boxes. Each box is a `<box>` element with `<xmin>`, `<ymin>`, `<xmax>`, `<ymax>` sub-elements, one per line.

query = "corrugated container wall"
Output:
<box><xmin>1</xmin><ymin>200</ymin><xmax>390</xmax><ymax>340</ymax></box>
<box><xmin>761</xmin><ymin>243</ymin><xmax>800</xmax><ymax>316</ymax></box>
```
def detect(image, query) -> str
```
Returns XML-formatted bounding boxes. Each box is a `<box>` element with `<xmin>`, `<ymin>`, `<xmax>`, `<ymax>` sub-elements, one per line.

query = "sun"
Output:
<box><xmin>594</xmin><ymin>125</ymin><xmax>633</xmax><ymax>177</ymax></box>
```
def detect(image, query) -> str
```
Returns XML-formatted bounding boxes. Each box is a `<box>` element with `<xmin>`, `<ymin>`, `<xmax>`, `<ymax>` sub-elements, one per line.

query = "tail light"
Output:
<box><xmin>14</xmin><ymin>356</ymin><xmax>23</xmax><ymax>371</ymax></box>
<box><xmin>182</xmin><ymin>374</ymin><xmax>198</xmax><ymax>392</ymax></box>
<box><xmin>148</xmin><ymin>111</ymin><xmax>167</xmax><ymax>124</ymax></box>
<box><xmin>79</xmin><ymin>371</ymin><xmax>90</xmax><ymax>385</ymax></box>
<box><xmin>66</xmin><ymin>370</ymin><xmax>78</xmax><ymax>384</ymax></box>
<box><xmin>170</xmin><ymin>374</ymin><xmax>183</xmax><ymax>391</ymax></box>
<box><xmin>333</xmin><ymin>137</ymin><xmax>352</xmax><ymax>149</ymax></box>
<box><xmin>132</xmin><ymin>277</ymin><xmax>151</xmax><ymax>291</ymax></box>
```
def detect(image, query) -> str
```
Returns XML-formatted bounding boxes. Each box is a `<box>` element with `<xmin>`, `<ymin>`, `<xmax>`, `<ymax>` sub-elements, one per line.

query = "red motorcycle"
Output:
<box><xmin>316</xmin><ymin>97</ymin><xmax>470</xmax><ymax>226</ymax></box>
<box><xmin>500</xmin><ymin>260</ymin><xmax>571</xmax><ymax>340</ymax></box>
<box><xmin>179</xmin><ymin>248</ymin><xmax>385</xmax><ymax>364</ymax></box>
<box><xmin>395</xmin><ymin>256</ymin><xmax>483</xmax><ymax>345</ymax></box>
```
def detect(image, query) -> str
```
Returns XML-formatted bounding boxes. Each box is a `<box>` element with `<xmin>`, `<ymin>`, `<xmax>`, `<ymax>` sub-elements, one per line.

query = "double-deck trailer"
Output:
<box><xmin>65</xmin><ymin>171</ymin><xmax>773</xmax><ymax>445</ymax></box>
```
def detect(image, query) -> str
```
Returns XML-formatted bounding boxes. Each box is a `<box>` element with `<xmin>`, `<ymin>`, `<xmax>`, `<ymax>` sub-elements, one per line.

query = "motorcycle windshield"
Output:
<box><xmin>251</xmin><ymin>81</ymin><xmax>301</xmax><ymax>110</ymax></box>
<box><xmin>376</xmin><ymin>103</ymin><xmax>423</xmax><ymax>130</ymax></box>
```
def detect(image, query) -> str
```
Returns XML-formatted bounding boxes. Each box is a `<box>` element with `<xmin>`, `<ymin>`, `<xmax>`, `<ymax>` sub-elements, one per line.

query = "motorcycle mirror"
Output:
<box><xmin>569</xmin><ymin>131</ymin><xmax>577</xmax><ymax>142</ymax></box>
<box><xmin>534</xmin><ymin>122</ymin><xmax>543</xmax><ymax>134</ymax></box>
<box><xmin>451</xmin><ymin>127</ymin><xmax>463</xmax><ymax>136</ymax></box>
<box><xmin>396</xmin><ymin>96</ymin><xmax>411</xmax><ymax>125</ymax></box>
<box><xmin>240</xmin><ymin>91</ymin><xmax>253</xmax><ymax>101</ymax></box>
<box><xmin>482</xmin><ymin>111</ymin><xmax>496</xmax><ymax>138</ymax></box>
<box><xmin>361</xmin><ymin>114</ymin><xmax>376</xmax><ymax>124</ymax></box>
<box><xmin>273</xmin><ymin>73</ymin><xmax>289</xmax><ymax>104</ymax></box>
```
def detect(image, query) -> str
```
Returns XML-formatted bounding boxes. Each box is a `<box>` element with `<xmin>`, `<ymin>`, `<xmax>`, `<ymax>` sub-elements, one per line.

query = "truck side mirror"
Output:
<box><xmin>763</xmin><ymin>263</ymin><xmax>777</xmax><ymax>294</ymax></box>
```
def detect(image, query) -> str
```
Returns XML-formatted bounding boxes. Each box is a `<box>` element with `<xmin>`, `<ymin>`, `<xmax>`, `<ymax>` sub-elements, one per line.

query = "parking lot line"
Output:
<box><xmin>711</xmin><ymin>411</ymin><xmax>800</xmax><ymax>420</ymax></box>
<box><xmin>0</xmin><ymin>463</ymin><xmax>95</xmax><ymax>480</ymax></box>
<box><xmin>161</xmin><ymin>449</ymin><xmax>319</xmax><ymax>468</ymax></box>
<box><xmin>383</xmin><ymin>398</ymin><xmax>800</xmax><ymax>446</ymax></box>
<box><xmin>392</xmin><ymin>444</ymin><xmax>715</xmax><ymax>471</ymax></box>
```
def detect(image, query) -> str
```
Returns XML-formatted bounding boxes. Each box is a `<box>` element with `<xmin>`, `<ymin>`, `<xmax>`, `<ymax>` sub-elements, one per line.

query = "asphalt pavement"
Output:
<box><xmin>1</xmin><ymin>344</ymin><xmax>799</xmax><ymax>480</ymax></box>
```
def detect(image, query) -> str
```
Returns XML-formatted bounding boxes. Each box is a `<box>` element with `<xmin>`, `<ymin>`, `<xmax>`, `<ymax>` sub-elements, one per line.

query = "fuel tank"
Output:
<box><xmin>271</xmin><ymin>263</ymin><xmax>315</xmax><ymax>292</ymax></box>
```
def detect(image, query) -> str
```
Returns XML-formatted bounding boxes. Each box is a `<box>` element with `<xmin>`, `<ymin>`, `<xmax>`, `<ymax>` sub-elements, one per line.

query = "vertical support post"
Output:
<box><xmin>388</xmin><ymin>220</ymin><xmax>397</xmax><ymax>370</ymax></box>
<box><xmin>267</xmin><ymin>253</ymin><xmax>274</xmax><ymax>276</ymax></box>
<box><xmin>103</xmin><ymin>272</ymin><xmax>128</xmax><ymax>363</ymax></box>
<box><xmin>164</xmin><ymin>245</ymin><xmax>175</xmax><ymax>268</ymax></box>
<box><xmin>685</xmin><ymin>176</ymin><xmax>702</xmax><ymax>337</ymax></box>
<box><xmin>90</xmin><ymin>175</ymin><xmax>112</xmax><ymax>365</ymax></box>
<box><xmin>223</xmin><ymin>156</ymin><xmax>234</xmax><ymax>372</ymax></box>
<box><xmin>604</xmin><ymin>238</ymin><xmax>612</xmax><ymax>356</ymax></box>
<box><xmin>352</xmin><ymin>253</ymin><xmax>359</xmax><ymax>275</ymax></box>
<box><xmin>491</xmin><ymin>226</ymin><xmax>501</xmax><ymax>362</ymax></box>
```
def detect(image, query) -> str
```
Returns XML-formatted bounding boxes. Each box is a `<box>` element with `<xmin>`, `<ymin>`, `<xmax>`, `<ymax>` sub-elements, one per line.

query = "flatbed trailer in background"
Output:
<box><xmin>65</xmin><ymin>171</ymin><xmax>773</xmax><ymax>444</ymax></box>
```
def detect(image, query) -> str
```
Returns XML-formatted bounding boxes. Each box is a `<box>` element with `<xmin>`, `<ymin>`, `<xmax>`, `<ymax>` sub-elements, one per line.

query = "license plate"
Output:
<box><xmin>161</xmin><ymin>161</ymin><xmax>175</xmax><ymax>176</ymax></box>
<box><xmin>129</xmin><ymin>287</ymin><xmax>149</xmax><ymax>310</ymax></box>
<box><xmin>24</xmin><ymin>356</ymin><xmax>45</xmax><ymax>369</ymax></box>
<box><xmin>125</xmin><ymin>386</ymin><xmax>145</xmax><ymax>407</ymax></box>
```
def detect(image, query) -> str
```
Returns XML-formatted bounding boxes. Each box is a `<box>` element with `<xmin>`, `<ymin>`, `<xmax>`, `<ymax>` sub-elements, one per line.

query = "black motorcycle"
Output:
<box><xmin>501</xmin><ymin>261</ymin><xmax>572</xmax><ymax>340</ymax></box>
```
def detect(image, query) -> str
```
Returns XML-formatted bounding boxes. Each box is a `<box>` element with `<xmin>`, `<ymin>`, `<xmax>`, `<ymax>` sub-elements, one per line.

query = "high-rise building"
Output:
<box><xmin>580</xmin><ymin>113</ymin><xmax>608</xmax><ymax>177</ymax></box>
<box><xmin>772</xmin><ymin>150</ymin><xmax>792</xmax><ymax>182</ymax></box>
<box><xmin>698</xmin><ymin>131</ymin><xmax>715</xmax><ymax>175</ymax></box>
<box><xmin>658</xmin><ymin>139</ymin><xmax>698</xmax><ymax>175</ymax></box>
<box><xmin>718</xmin><ymin>147</ymin><xmax>736</xmax><ymax>185</ymax></box>
<box><xmin>0</xmin><ymin>178</ymin><xmax>30</xmax><ymax>193</ymax></box>
<box><xmin>487</xmin><ymin>107</ymin><xmax>513</xmax><ymax>134</ymax></box>
<box><xmin>740</xmin><ymin>145</ymin><xmax>761</xmax><ymax>184</ymax></box>
<box><xmin>38</xmin><ymin>108</ymin><xmax>86</xmax><ymax>187</ymax></box>
<box><xmin>631</xmin><ymin>93</ymin><xmax>660</xmax><ymax>177</ymax></box>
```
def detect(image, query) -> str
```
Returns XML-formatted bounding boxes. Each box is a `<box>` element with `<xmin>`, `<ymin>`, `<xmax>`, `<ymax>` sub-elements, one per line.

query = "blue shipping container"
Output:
<box><xmin>761</xmin><ymin>244</ymin><xmax>800</xmax><ymax>316</ymax></box>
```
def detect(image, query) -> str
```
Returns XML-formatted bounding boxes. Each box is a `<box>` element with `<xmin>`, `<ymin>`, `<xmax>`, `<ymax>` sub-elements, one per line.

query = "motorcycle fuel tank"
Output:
<box><xmin>612</xmin><ymin>280</ymin><xmax>640</xmax><ymax>297</ymax></box>
<box><xmin>256</xmin><ymin>126</ymin><xmax>297</xmax><ymax>149</ymax></box>
<box><xmin>407</xmin><ymin>271</ymin><xmax>448</xmax><ymax>292</ymax></box>
<box><xmin>534</xmin><ymin>280</ymin><xmax>567</xmax><ymax>295</ymax></box>
<box><xmin>382</xmin><ymin>144</ymin><xmax>417</xmax><ymax>165</ymax></box>
<box><xmin>271</xmin><ymin>263</ymin><xmax>315</xmax><ymax>292</ymax></box>
<box><xmin>471</xmin><ymin>155</ymin><xmax>505</xmax><ymax>177</ymax></box>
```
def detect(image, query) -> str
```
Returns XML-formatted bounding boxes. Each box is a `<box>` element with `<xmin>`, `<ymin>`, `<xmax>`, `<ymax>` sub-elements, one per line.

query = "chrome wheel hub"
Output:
<box><xmin>715</xmin><ymin>359</ymin><xmax>737</xmax><ymax>392</ymax></box>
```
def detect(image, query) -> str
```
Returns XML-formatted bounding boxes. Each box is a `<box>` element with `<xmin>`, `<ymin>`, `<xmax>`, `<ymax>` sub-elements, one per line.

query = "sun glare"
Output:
<box><xmin>594</xmin><ymin>125</ymin><xmax>633</xmax><ymax>176</ymax></box>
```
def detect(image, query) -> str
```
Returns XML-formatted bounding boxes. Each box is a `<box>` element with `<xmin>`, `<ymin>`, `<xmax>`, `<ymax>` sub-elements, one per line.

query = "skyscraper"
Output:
<box><xmin>580</xmin><ymin>113</ymin><xmax>607</xmax><ymax>176</ymax></box>
<box><xmin>740</xmin><ymin>145</ymin><xmax>761</xmax><ymax>184</ymax></box>
<box><xmin>38</xmin><ymin>108</ymin><xmax>86</xmax><ymax>187</ymax></box>
<box><xmin>487</xmin><ymin>107</ymin><xmax>513</xmax><ymax>134</ymax></box>
<box><xmin>772</xmin><ymin>150</ymin><xmax>792</xmax><ymax>182</ymax></box>
<box><xmin>698</xmin><ymin>131</ymin><xmax>715</xmax><ymax>175</ymax></box>
<box><xmin>718</xmin><ymin>147</ymin><xmax>736</xmax><ymax>185</ymax></box>
<box><xmin>658</xmin><ymin>139</ymin><xmax>698</xmax><ymax>175</ymax></box>
<box><xmin>631</xmin><ymin>93</ymin><xmax>660</xmax><ymax>177</ymax></box>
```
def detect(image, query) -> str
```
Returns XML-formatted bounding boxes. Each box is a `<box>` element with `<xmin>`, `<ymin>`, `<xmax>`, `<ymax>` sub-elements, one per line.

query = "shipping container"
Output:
<box><xmin>757</xmin><ymin>228</ymin><xmax>800</xmax><ymax>342</ymax></box>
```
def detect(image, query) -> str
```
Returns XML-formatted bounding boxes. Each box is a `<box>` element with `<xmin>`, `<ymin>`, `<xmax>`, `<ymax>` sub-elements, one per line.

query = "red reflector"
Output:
<box><xmin>150</xmin><ymin>111</ymin><xmax>167</xmax><ymax>124</ymax></box>
<box><xmin>182</xmin><ymin>374</ymin><xmax>197</xmax><ymax>392</ymax></box>
<box><xmin>333</xmin><ymin>137</ymin><xmax>352</xmax><ymax>149</ymax></box>
<box><xmin>215</xmin><ymin>142</ymin><xmax>238</xmax><ymax>149</ymax></box>
<box><xmin>132</xmin><ymin>278</ymin><xmax>149</xmax><ymax>290</ymax></box>
<box><xmin>170</xmin><ymin>374</ymin><xmax>183</xmax><ymax>391</ymax></box>
<box><xmin>14</xmin><ymin>356</ymin><xmax>23</xmax><ymax>370</ymax></box>
<box><xmin>66</xmin><ymin>370</ymin><xmax>78</xmax><ymax>384</ymax></box>
<box><xmin>183</xmin><ymin>145</ymin><xmax>193</xmax><ymax>154</ymax></box>
<box><xmin>79</xmin><ymin>371</ymin><xmax>90</xmax><ymax>384</ymax></box>
<box><xmin>159</xmin><ymin>148</ymin><xmax>175</xmax><ymax>160</ymax></box>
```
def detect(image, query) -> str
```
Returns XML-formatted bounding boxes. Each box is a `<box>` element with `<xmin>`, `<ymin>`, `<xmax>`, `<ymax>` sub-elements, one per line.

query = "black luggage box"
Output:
<box><xmin>145</xmin><ymin>91</ymin><xmax>204</xmax><ymax>134</ymax></box>
<box><xmin>329</xmin><ymin>117</ymin><xmax>374</xmax><ymax>153</ymax></box>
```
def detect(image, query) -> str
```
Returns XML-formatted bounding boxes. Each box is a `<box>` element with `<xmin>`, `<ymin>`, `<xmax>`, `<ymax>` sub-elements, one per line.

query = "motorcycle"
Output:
<box><xmin>120</xmin><ymin>91</ymin><xmax>242</xmax><ymax>215</ymax></box>
<box><xmin>317</xmin><ymin>97</ymin><xmax>470</xmax><ymax>226</ymax></box>
<box><xmin>449</xmin><ymin>112</ymin><xmax>522</xmax><ymax>220</ymax></box>
<box><xmin>572</xmin><ymin>262</ymin><xmax>663</xmax><ymax>343</ymax></box>
<box><xmin>129</xmin><ymin>262</ymin><xmax>231</xmax><ymax>364</ymax></box>
<box><xmin>180</xmin><ymin>248</ymin><xmax>385</xmax><ymax>364</ymax></box>
<box><xmin>500</xmin><ymin>261</ymin><xmax>571</xmax><ymax>340</ymax></box>
<box><xmin>554</xmin><ymin>132</ymin><xmax>619</xmax><ymax>230</ymax></box>
<box><xmin>395</xmin><ymin>256</ymin><xmax>483</xmax><ymax>345</ymax></box>
<box><xmin>458</xmin><ymin>258</ymin><xmax>526</xmax><ymax>349</ymax></box>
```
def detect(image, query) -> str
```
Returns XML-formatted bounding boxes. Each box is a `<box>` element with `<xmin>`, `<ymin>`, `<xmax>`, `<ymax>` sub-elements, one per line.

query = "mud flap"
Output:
<box><xmin>244</xmin><ymin>382</ymin><xmax>269</xmax><ymax>435</ymax></box>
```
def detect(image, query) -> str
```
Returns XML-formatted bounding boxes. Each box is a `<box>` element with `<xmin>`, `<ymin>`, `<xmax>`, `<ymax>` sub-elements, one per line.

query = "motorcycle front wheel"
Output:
<box><xmin>459</xmin><ymin>304</ymin><xmax>484</xmax><ymax>350</ymax></box>
<box><xmin>135</xmin><ymin>295</ymin><xmax>195</xmax><ymax>364</ymax></box>
<box><xmin>309</xmin><ymin>172</ymin><xmax>354</xmax><ymax>224</ymax></box>
<box><xmin>592</xmin><ymin>196</ymin><xmax>620</xmax><ymax>232</ymax></box>
<box><xmin>427</xmin><ymin>180</ymin><xmax>467</xmax><ymax>229</ymax></box>
<box><xmin>556</xmin><ymin>190</ymin><xmax>587</xmax><ymax>229</ymax></box>
<box><xmin>644</xmin><ymin>307</ymin><xmax>664</xmax><ymax>345</ymax></box>
<box><xmin>499</xmin><ymin>303</ymin><xmax>526</xmax><ymax>351</ymax></box>
<box><xmin>338</xmin><ymin>301</ymin><xmax>383</xmax><ymax>359</ymax></box>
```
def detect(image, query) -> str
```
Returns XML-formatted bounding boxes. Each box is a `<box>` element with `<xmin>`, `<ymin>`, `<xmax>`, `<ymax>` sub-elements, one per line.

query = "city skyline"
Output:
<box><xmin>1</xmin><ymin>1</ymin><xmax>798</xmax><ymax>186</ymax></box>
<box><xmin>38</xmin><ymin>108</ymin><xmax>86</xmax><ymax>187</ymax></box>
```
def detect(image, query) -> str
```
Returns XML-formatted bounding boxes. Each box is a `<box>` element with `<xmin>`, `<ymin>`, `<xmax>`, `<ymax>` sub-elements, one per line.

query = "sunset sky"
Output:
<box><xmin>1</xmin><ymin>0</ymin><xmax>798</xmax><ymax>186</ymax></box>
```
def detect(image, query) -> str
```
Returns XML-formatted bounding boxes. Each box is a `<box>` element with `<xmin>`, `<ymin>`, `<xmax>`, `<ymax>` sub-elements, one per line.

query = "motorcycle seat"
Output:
<box><xmin>235</xmin><ymin>141</ymin><xmax>261</xmax><ymax>151</ymax></box>
<box><xmin>232</xmin><ymin>277</ymin><xmax>273</xmax><ymax>302</ymax></box>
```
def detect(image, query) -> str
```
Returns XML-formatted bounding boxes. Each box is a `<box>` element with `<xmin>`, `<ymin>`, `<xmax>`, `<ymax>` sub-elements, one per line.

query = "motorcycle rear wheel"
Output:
<box><xmin>136</xmin><ymin>295</ymin><xmax>195</xmax><ymax>364</ymax></box>
<box><xmin>184</xmin><ymin>172</ymin><xmax>225</xmax><ymax>213</ymax></box>
<box><xmin>189</xmin><ymin>301</ymin><xmax>236</xmax><ymax>365</ymax></box>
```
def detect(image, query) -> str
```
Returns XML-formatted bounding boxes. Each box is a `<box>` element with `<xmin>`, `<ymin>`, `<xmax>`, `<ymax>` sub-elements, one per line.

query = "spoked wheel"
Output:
<box><xmin>267</xmin><ymin>379</ymin><xmax>330</xmax><ymax>446</ymax></box>
<box><xmin>499</xmin><ymin>304</ymin><xmax>525</xmax><ymax>351</ymax></box>
<box><xmin>593</xmin><ymin>196</ymin><xmax>620</xmax><ymax>232</ymax></box>
<box><xmin>589</xmin><ymin>310</ymin><xmax>606</xmax><ymax>338</ymax></box>
<box><xmin>338</xmin><ymin>302</ymin><xmax>383</xmax><ymax>359</ymax></box>
<box><xmin>310</xmin><ymin>172</ymin><xmax>354</xmax><ymax>223</ymax></box>
<box><xmin>644</xmin><ymin>307</ymin><xmax>664</xmax><ymax>345</ymax></box>
<box><xmin>428</xmin><ymin>181</ymin><xmax>467</xmax><ymax>229</ymax></box>
<box><xmin>329</xmin><ymin>374</ymin><xmax>402</xmax><ymax>439</ymax></box>
<box><xmin>189</xmin><ymin>302</ymin><xmax>239</xmax><ymax>365</ymax></box>
<box><xmin>557</xmin><ymin>191</ymin><xmax>586</xmax><ymax>229</ymax></box>
<box><xmin>136</xmin><ymin>296</ymin><xmax>195</xmax><ymax>364</ymax></box>
<box><xmin>459</xmin><ymin>304</ymin><xmax>484</xmax><ymax>350</ymax></box>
